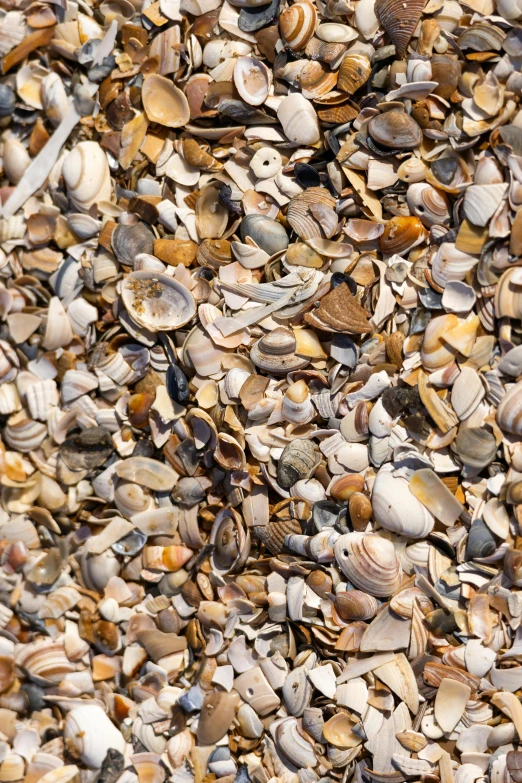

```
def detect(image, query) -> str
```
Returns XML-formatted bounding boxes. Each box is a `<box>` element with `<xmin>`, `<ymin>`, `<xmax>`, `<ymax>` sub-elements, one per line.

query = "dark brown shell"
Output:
<box><xmin>376</xmin><ymin>0</ymin><xmax>427</xmax><ymax>58</ymax></box>
<box><xmin>337</xmin><ymin>53</ymin><xmax>371</xmax><ymax>94</ymax></box>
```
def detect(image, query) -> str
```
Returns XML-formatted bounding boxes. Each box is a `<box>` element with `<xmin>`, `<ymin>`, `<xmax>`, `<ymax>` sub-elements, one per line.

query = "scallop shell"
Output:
<box><xmin>376</xmin><ymin>0</ymin><xmax>427</xmax><ymax>57</ymax></box>
<box><xmin>250</xmin><ymin>327</ymin><xmax>309</xmax><ymax>374</ymax></box>
<box><xmin>372</xmin><ymin>464</ymin><xmax>434</xmax><ymax>538</ymax></box>
<box><xmin>334</xmin><ymin>532</ymin><xmax>404</xmax><ymax>597</ymax></box>
<box><xmin>280</xmin><ymin>0</ymin><xmax>317</xmax><ymax>50</ymax></box>
<box><xmin>121</xmin><ymin>271</ymin><xmax>196</xmax><ymax>331</ymax></box>
<box><xmin>142</xmin><ymin>74</ymin><xmax>190</xmax><ymax>128</ymax></box>
<box><xmin>62</xmin><ymin>141</ymin><xmax>111</xmax><ymax>213</ymax></box>
<box><xmin>337</xmin><ymin>53</ymin><xmax>371</xmax><ymax>94</ymax></box>
<box><xmin>233</xmin><ymin>56</ymin><xmax>272</xmax><ymax>105</ymax></box>
<box><xmin>496</xmin><ymin>379</ymin><xmax>522</xmax><ymax>436</ymax></box>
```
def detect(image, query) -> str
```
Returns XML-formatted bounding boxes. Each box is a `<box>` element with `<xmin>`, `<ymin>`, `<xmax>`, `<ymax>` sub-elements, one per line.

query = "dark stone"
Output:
<box><xmin>239</xmin><ymin>0</ymin><xmax>280</xmax><ymax>33</ymax></box>
<box><xmin>60</xmin><ymin>427</ymin><xmax>114</xmax><ymax>471</ymax></box>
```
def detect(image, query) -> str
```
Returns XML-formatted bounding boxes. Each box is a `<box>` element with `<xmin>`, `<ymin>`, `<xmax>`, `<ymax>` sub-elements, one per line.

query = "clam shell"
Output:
<box><xmin>380</xmin><ymin>216</ymin><xmax>426</xmax><ymax>254</ymax></box>
<box><xmin>280</xmin><ymin>0</ymin><xmax>317</xmax><ymax>50</ymax></box>
<box><xmin>337</xmin><ymin>53</ymin><xmax>371</xmax><ymax>94</ymax></box>
<box><xmin>121</xmin><ymin>271</ymin><xmax>196</xmax><ymax>331</ymax></box>
<box><xmin>420</xmin><ymin>313</ymin><xmax>460</xmax><ymax>371</ymax></box>
<box><xmin>287</xmin><ymin>187</ymin><xmax>337</xmax><ymax>240</ymax></box>
<box><xmin>451</xmin><ymin>367</ymin><xmax>485</xmax><ymax>420</ymax></box>
<box><xmin>240</xmin><ymin>214</ymin><xmax>289</xmax><ymax>255</ymax></box>
<box><xmin>335</xmin><ymin>589</ymin><xmax>379</xmax><ymax>621</ymax></box>
<box><xmin>64</xmin><ymin>706</ymin><xmax>125</xmax><ymax>769</ymax></box>
<box><xmin>334</xmin><ymin>532</ymin><xmax>404</xmax><ymax>597</ymax></box>
<box><xmin>142</xmin><ymin>75</ymin><xmax>190</xmax><ymax>128</ymax></box>
<box><xmin>368</xmin><ymin>110</ymin><xmax>423</xmax><ymax>150</ymax></box>
<box><xmin>372</xmin><ymin>464</ymin><xmax>434</xmax><ymax>538</ymax></box>
<box><xmin>210</xmin><ymin>508</ymin><xmax>251</xmax><ymax>575</ymax></box>
<box><xmin>274</xmin><ymin>717</ymin><xmax>317</xmax><ymax>767</ymax></box>
<box><xmin>376</xmin><ymin>0</ymin><xmax>426</xmax><ymax>57</ymax></box>
<box><xmin>316</xmin><ymin>22</ymin><xmax>358</xmax><ymax>41</ymax></box>
<box><xmin>277</xmin><ymin>93</ymin><xmax>320</xmax><ymax>145</ymax></box>
<box><xmin>62</xmin><ymin>141</ymin><xmax>111</xmax><ymax>213</ymax></box>
<box><xmin>495</xmin><ymin>267</ymin><xmax>522</xmax><ymax>320</ymax></box>
<box><xmin>454</xmin><ymin>426</ymin><xmax>497</xmax><ymax>469</ymax></box>
<box><xmin>234</xmin><ymin>57</ymin><xmax>272</xmax><ymax>105</ymax></box>
<box><xmin>496</xmin><ymin>379</ymin><xmax>522</xmax><ymax>435</ymax></box>
<box><xmin>250</xmin><ymin>327</ymin><xmax>309</xmax><ymax>374</ymax></box>
<box><xmin>277</xmin><ymin>439</ymin><xmax>316</xmax><ymax>488</ymax></box>
<box><xmin>407</xmin><ymin>182</ymin><xmax>451</xmax><ymax>226</ymax></box>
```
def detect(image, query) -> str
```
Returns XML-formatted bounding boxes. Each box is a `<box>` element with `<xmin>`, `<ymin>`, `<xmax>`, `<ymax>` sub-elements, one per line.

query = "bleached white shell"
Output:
<box><xmin>62</xmin><ymin>141</ymin><xmax>112</xmax><ymax>213</ymax></box>
<box><xmin>277</xmin><ymin>93</ymin><xmax>320</xmax><ymax>145</ymax></box>
<box><xmin>234</xmin><ymin>57</ymin><xmax>272</xmax><ymax>106</ymax></box>
<box><xmin>372</xmin><ymin>464</ymin><xmax>434</xmax><ymax>538</ymax></box>
<box><xmin>63</xmin><ymin>706</ymin><xmax>125</xmax><ymax>768</ymax></box>
<box><xmin>316</xmin><ymin>22</ymin><xmax>358</xmax><ymax>41</ymax></box>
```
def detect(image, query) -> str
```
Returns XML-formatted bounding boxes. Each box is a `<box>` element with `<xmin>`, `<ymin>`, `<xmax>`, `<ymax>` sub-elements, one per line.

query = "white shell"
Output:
<box><xmin>277</xmin><ymin>93</ymin><xmax>320</xmax><ymax>146</ymax></box>
<box><xmin>62</xmin><ymin>142</ymin><xmax>112</xmax><ymax>213</ymax></box>
<box><xmin>234</xmin><ymin>57</ymin><xmax>272</xmax><ymax>106</ymax></box>
<box><xmin>372</xmin><ymin>464</ymin><xmax>435</xmax><ymax>538</ymax></box>
<box><xmin>316</xmin><ymin>22</ymin><xmax>358</xmax><ymax>41</ymax></box>
<box><xmin>121</xmin><ymin>271</ymin><xmax>196</xmax><ymax>331</ymax></box>
<box><xmin>63</xmin><ymin>706</ymin><xmax>126</xmax><ymax>768</ymax></box>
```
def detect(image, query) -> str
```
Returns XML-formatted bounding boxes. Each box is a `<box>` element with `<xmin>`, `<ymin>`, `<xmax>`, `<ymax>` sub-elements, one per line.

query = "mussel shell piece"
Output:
<box><xmin>121</xmin><ymin>271</ymin><xmax>196</xmax><ymax>331</ymax></box>
<box><xmin>277</xmin><ymin>439</ymin><xmax>316</xmax><ymax>488</ymax></box>
<box><xmin>368</xmin><ymin>110</ymin><xmax>423</xmax><ymax>150</ymax></box>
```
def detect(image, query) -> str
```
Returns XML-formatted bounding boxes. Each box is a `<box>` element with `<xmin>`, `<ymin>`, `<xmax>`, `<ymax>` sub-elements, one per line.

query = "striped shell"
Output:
<box><xmin>334</xmin><ymin>532</ymin><xmax>404</xmax><ymax>597</ymax></box>
<box><xmin>420</xmin><ymin>313</ymin><xmax>460</xmax><ymax>372</ymax></box>
<box><xmin>287</xmin><ymin>187</ymin><xmax>337</xmax><ymax>239</ymax></box>
<box><xmin>497</xmin><ymin>379</ymin><xmax>522</xmax><ymax>436</ymax></box>
<box><xmin>376</xmin><ymin>0</ymin><xmax>427</xmax><ymax>58</ymax></box>
<box><xmin>280</xmin><ymin>0</ymin><xmax>317</xmax><ymax>51</ymax></box>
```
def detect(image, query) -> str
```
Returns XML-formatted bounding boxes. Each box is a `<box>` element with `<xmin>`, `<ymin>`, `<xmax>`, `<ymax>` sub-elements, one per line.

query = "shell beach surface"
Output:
<box><xmin>3</xmin><ymin>0</ymin><xmax>522</xmax><ymax>781</ymax></box>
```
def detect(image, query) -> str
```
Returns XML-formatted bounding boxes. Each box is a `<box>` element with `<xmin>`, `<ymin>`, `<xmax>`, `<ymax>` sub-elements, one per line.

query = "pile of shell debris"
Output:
<box><xmin>1</xmin><ymin>0</ymin><xmax>522</xmax><ymax>782</ymax></box>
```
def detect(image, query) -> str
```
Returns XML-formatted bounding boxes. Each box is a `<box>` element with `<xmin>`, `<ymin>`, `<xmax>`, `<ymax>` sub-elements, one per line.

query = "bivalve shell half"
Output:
<box><xmin>496</xmin><ymin>379</ymin><xmax>522</xmax><ymax>436</ymax></box>
<box><xmin>277</xmin><ymin>93</ymin><xmax>320</xmax><ymax>145</ymax></box>
<box><xmin>62</xmin><ymin>141</ymin><xmax>111</xmax><ymax>213</ymax></box>
<box><xmin>121</xmin><ymin>271</ymin><xmax>196</xmax><ymax>331</ymax></box>
<box><xmin>234</xmin><ymin>57</ymin><xmax>272</xmax><ymax>105</ymax></box>
<box><xmin>407</xmin><ymin>182</ymin><xmax>451</xmax><ymax>227</ymax></box>
<box><xmin>337</xmin><ymin>53</ymin><xmax>371</xmax><ymax>95</ymax></box>
<box><xmin>142</xmin><ymin>74</ymin><xmax>190</xmax><ymax>128</ymax></box>
<box><xmin>368</xmin><ymin>109</ymin><xmax>423</xmax><ymax>150</ymax></box>
<box><xmin>64</xmin><ymin>706</ymin><xmax>125</xmax><ymax>769</ymax></box>
<box><xmin>250</xmin><ymin>327</ymin><xmax>309</xmax><ymax>374</ymax></box>
<box><xmin>376</xmin><ymin>0</ymin><xmax>426</xmax><ymax>57</ymax></box>
<box><xmin>334</xmin><ymin>532</ymin><xmax>404</xmax><ymax>597</ymax></box>
<box><xmin>372</xmin><ymin>464</ymin><xmax>435</xmax><ymax>538</ymax></box>
<box><xmin>279</xmin><ymin>0</ymin><xmax>317</xmax><ymax>51</ymax></box>
<box><xmin>495</xmin><ymin>267</ymin><xmax>522</xmax><ymax>320</ymax></box>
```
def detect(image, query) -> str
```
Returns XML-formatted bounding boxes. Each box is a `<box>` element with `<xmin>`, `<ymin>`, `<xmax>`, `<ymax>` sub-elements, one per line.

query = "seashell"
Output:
<box><xmin>409</xmin><ymin>468</ymin><xmax>464</xmax><ymax>526</ymax></box>
<box><xmin>250</xmin><ymin>328</ymin><xmax>309</xmax><ymax>374</ymax></box>
<box><xmin>255</xmin><ymin>516</ymin><xmax>302</xmax><ymax>555</ymax></box>
<box><xmin>280</xmin><ymin>0</ymin><xmax>317</xmax><ymax>51</ymax></box>
<box><xmin>115</xmin><ymin>457</ymin><xmax>178</xmax><ymax>491</ymax></box>
<box><xmin>397</xmin><ymin>157</ymin><xmax>428</xmax><ymax>183</ymax></box>
<box><xmin>142</xmin><ymin>545</ymin><xmax>193</xmax><ymax>571</ymax></box>
<box><xmin>376</xmin><ymin>0</ymin><xmax>426</xmax><ymax>57</ymax></box>
<box><xmin>305</xmin><ymin>37</ymin><xmax>347</xmax><ymax>62</ymax></box>
<box><xmin>372</xmin><ymin>464</ymin><xmax>434</xmax><ymax>538</ymax></box>
<box><xmin>209</xmin><ymin>508</ymin><xmax>251</xmax><ymax>575</ymax></box>
<box><xmin>16</xmin><ymin>639</ymin><xmax>75</xmax><ymax>685</ymax></box>
<box><xmin>380</xmin><ymin>216</ymin><xmax>426</xmax><ymax>254</ymax></box>
<box><xmin>277</xmin><ymin>93</ymin><xmax>320</xmax><ymax>145</ymax></box>
<box><xmin>277</xmin><ymin>439</ymin><xmax>316</xmax><ymax>488</ymax></box>
<box><xmin>62</xmin><ymin>141</ymin><xmax>111</xmax><ymax>212</ymax></box>
<box><xmin>495</xmin><ymin>268</ymin><xmax>522</xmax><ymax>320</ymax></box>
<box><xmin>368</xmin><ymin>109</ymin><xmax>423</xmax><ymax>150</ymax></box>
<box><xmin>334</xmin><ymin>589</ymin><xmax>379</xmax><ymax>621</ymax></box>
<box><xmin>60</xmin><ymin>426</ymin><xmax>114</xmax><ymax>471</ymax></box>
<box><xmin>282</xmin><ymin>658</ymin><xmax>315</xmax><ymax>716</ymax></box>
<box><xmin>434</xmin><ymin>678</ymin><xmax>470</xmax><ymax>733</ymax></box>
<box><xmin>240</xmin><ymin>215</ymin><xmax>289</xmax><ymax>255</ymax></box>
<box><xmin>498</xmin><ymin>345</ymin><xmax>522</xmax><ymax>377</ymax></box>
<box><xmin>64</xmin><ymin>706</ymin><xmax>125</xmax><ymax>768</ymax></box>
<box><xmin>322</xmin><ymin>713</ymin><xmax>361</xmax><ymax>748</ymax></box>
<box><xmin>431</xmin><ymin>54</ymin><xmax>460</xmax><ymax>98</ymax></box>
<box><xmin>316</xmin><ymin>22</ymin><xmax>358</xmax><ymax>41</ymax></box>
<box><xmin>287</xmin><ymin>187</ymin><xmax>337</xmax><ymax>240</ymax></box>
<box><xmin>505</xmin><ymin>549</ymin><xmax>522</xmax><ymax>586</ymax></box>
<box><xmin>3</xmin><ymin>138</ymin><xmax>31</xmax><ymax>185</ymax></box>
<box><xmin>420</xmin><ymin>313</ymin><xmax>460</xmax><ymax>371</ymax></box>
<box><xmin>305</xmin><ymin>283</ymin><xmax>371</xmax><ymax>334</ymax></box>
<box><xmin>121</xmin><ymin>271</ymin><xmax>196</xmax><ymax>332</ymax></box>
<box><xmin>407</xmin><ymin>183</ymin><xmax>451</xmax><ymax>226</ymax></box>
<box><xmin>234</xmin><ymin>57</ymin><xmax>272</xmax><ymax>105</ymax></box>
<box><xmin>274</xmin><ymin>718</ymin><xmax>317</xmax><ymax>767</ymax></box>
<box><xmin>141</xmin><ymin>75</ymin><xmax>190</xmax><ymax>128</ymax></box>
<box><xmin>182</xmin><ymin>139</ymin><xmax>222</xmax><ymax>172</ymax></box>
<box><xmin>300</xmin><ymin>60</ymin><xmax>338</xmax><ymax>99</ymax></box>
<box><xmin>337</xmin><ymin>53</ymin><xmax>371</xmax><ymax>94</ymax></box>
<box><xmin>131</xmin><ymin>753</ymin><xmax>165</xmax><ymax>783</ymax></box>
<box><xmin>454</xmin><ymin>426</ymin><xmax>497</xmax><ymax>469</ymax></box>
<box><xmin>196</xmin><ymin>183</ymin><xmax>228</xmax><ymax>239</ymax></box>
<box><xmin>250</xmin><ymin>147</ymin><xmax>282</xmax><ymax>179</ymax></box>
<box><xmin>450</xmin><ymin>367</ymin><xmax>485</xmax><ymax>420</ymax></box>
<box><xmin>4</xmin><ymin>412</ymin><xmax>47</xmax><ymax>453</ymax></box>
<box><xmin>334</xmin><ymin>533</ymin><xmax>404</xmax><ymax>597</ymax></box>
<box><xmin>348</xmin><ymin>492</ymin><xmax>372</xmax><ymax>531</ymax></box>
<box><xmin>25</xmin><ymin>379</ymin><xmax>59</xmax><ymax>422</ymax></box>
<box><xmin>167</xmin><ymin>731</ymin><xmax>194</xmax><ymax>769</ymax></box>
<box><xmin>496</xmin><ymin>379</ymin><xmax>522</xmax><ymax>436</ymax></box>
<box><xmin>329</xmin><ymin>473</ymin><xmax>365</xmax><ymax>500</ymax></box>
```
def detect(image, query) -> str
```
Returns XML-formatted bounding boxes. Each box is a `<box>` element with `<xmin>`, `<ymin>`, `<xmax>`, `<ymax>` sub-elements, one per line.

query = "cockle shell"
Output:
<box><xmin>334</xmin><ymin>589</ymin><xmax>379</xmax><ymax>621</ymax></box>
<box><xmin>372</xmin><ymin>464</ymin><xmax>434</xmax><ymax>538</ymax></box>
<box><xmin>334</xmin><ymin>533</ymin><xmax>404</xmax><ymax>597</ymax></box>
<box><xmin>279</xmin><ymin>0</ymin><xmax>317</xmax><ymax>50</ymax></box>
<box><xmin>121</xmin><ymin>271</ymin><xmax>196</xmax><ymax>331</ymax></box>
<box><xmin>62</xmin><ymin>142</ymin><xmax>111</xmax><ymax>213</ymax></box>
<box><xmin>141</xmin><ymin>75</ymin><xmax>190</xmax><ymax>128</ymax></box>
<box><xmin>337</xmin><ymin>53</ymin><xmax>371</xmax><ymax>94</ymax></box>
<box><xmin>368</xmin><ymin>110</ymin><xmax>423</xmax><ymax>150</ymax></box>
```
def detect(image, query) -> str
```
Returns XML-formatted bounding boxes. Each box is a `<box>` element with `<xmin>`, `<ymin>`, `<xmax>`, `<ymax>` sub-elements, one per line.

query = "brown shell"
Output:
<box><xmin>317</xmin><ymin>103</ymin><xmax>358</xmax><ymax>123</ymax></box>
<box><xmin>431</xmin><ymin>55</ymin><xmax>461</xmax><ymax>99</ymax></box>
<box><xmin>334</xmin><ymin>589</ymin><xmax>379</xmax><ymax>621</ymax></box>
<box><xmin>287</xmin><ymin>187</ymin><xmax>337</xmax><ymax>240</ymax></box>
<box><xmin>375</xmin><ymin>0</ymin><xmax>427</xmax><ymax>58</ymax></box>
<box><xmin>337</xmin><ymin>53</ymin><xmax>371</xmax><ymax>95</ymax></box>
<box><xmin>279</xmin><ymin>0</ymin><xmax>317</xmax><ymax>52</ymax></box>
<box><xmin>305</xmin><ymin>37</ymin><xmax>347</xmax><ymax>63</ymax></box>
<box><xmin>379</xmin><ymin>216</ymin><xmax>426</xmax><ymax>254</ymax></box>
<box><xmin>300</xmin><ymin>61</ymin><xmax>338</xmax><ymax>99</ymax></box>
<box><xmin>368</xmin><ymin>109</ymin><xmax>423</xmax><ymax>150</ymax></box>
<box><xmin>182</xmin><ymin>138</ymin><xmax>223</xmax><ymax>171</ymax></box>
<box><xmin>348</xmin><ymin>492</ymin><xmax>372</xmax><ymax>531</ymax></box>
<box><xmin>254</xmin><ymin>517</ymin><xmax>302</xmax><ymax>555</ymax></box>
<box><xmin>304</xmin><ymin>283</ymin><xmax>371</xmax><ymax>334</ymax></box>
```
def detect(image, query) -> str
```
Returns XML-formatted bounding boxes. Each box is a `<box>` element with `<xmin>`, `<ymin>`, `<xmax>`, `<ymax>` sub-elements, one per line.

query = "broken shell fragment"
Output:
<box><xmin>121</xmin><ymin>272</ymin><xmax>196</xmax><ymax>331</ymax></box>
